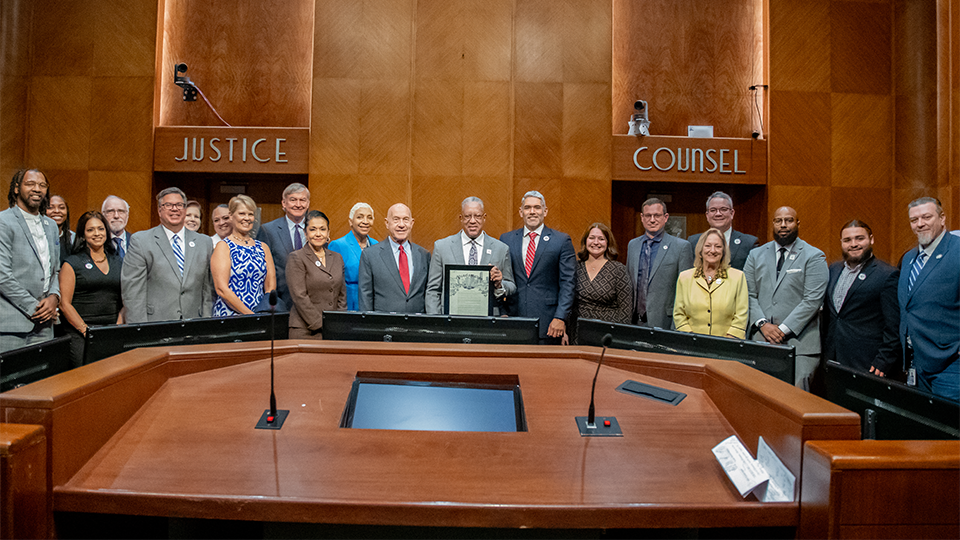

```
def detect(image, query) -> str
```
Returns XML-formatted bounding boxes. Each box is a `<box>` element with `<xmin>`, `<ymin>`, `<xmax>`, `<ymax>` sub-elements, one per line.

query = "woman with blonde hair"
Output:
<box><xmin>673</xmin><ymin>228</ymin><xmax>749</xmax><ymax>339</ymax></box>
<box><xmin>211</xmin><ymin>195</ymin><xmax>277</xmax><ymax>316</ymax></box>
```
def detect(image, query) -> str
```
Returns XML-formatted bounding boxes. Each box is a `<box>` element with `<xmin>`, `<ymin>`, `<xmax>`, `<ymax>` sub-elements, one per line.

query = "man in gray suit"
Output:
<box><xmin>358</xmin><ymin>203</ymin><xmax>431</xmax><ymax>313</ymax></box>
<box><xmin>121</xmin><ymin>187</ymin><xmax>214</xmax><ymax>323</ymax></box>
<box><xmin>687</xmin><ymin>191</ymin><xmax>758</xmax><ymax>270</ymax></box>
<box><xmin>0</xmin><ymin>169</ymin><xmax>61</xmax><ymax>352</ymax></box>
<box><xmin>743</xmin><ymin>206</ymin><xmax>828</xmax><ymax>390</ymax></box>
<box><xmin>425</xmin><ymin>197</ymin><xmax>515</xmax><ymax>315</ymax></box>
<box><xmin>626</xmin><ymin>198</ymin><xmax>694</xmax><ymax>329</ymax></box>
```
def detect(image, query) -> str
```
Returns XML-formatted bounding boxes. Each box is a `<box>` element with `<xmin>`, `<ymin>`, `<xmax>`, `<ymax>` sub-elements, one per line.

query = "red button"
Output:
<box><xmin>267</xmin><ymin>416</ymin><xmax>275</xmax><ymax>423</ymax></box>
<box><xmin>604</xmin><ymin>420</ymin><xmax>611</xmax><ymax>427</ymax></box>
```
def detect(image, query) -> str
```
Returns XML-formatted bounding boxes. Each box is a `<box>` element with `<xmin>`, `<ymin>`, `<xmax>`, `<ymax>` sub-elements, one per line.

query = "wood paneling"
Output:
<box><xmin>154</xmin><ymin>127</ymin><xmax>309</xmax><ymax>174</ymax></box>
<box><xmin>563</xmin><ymin>83</ymin><xmax>611</xmax><ymax>179</ymax></box>
<box><xmin>93</xmin><ymin>0</ymin><xmax>157</xmax><ymax>77</ymax></box>
<box><xmin>412</xmin><ymin>80</ymin><xmax>463</xmax><ymax>176</ymax></box>
<box><xmin>30</xmin><ymin>0</ymin><xmax>94</xmax><ymax>77</ymax></box>
<box><xmin>0</xmin><ymin>0</ymin><xmax>32</xmax><ymax>182</ymax></box>
<box><xmin>463</xmin><ymin>82</ymin><xmax>511</xmax><ymax>178</ymax></box>
<box><xmin>27</xmin><ymin>76</ymin><xmax>92</xmax><ymax>171</ymax></box>
<box><xmin>830</xmin><ymin>93</ymin><xmax>892</xmax><ymax>189</ymax></box>
<box><xmin>90</xmin><ymin>77</ymin><xmax>155</xmax><ymax>172</ymax></box>
<box><xmin>514</xmin><ymin>82</ymin><xmax>563</xmax><ymax>179</ymax></box>
<box><xmin>831</xmin><ymin>1</ymin><xmax>892</xmax><ymax>95</ymax></box>
<box><xmin>313</xmin><ymin>0</ymin><xmax>414</xmax><ymax>80</ymax></box>
<box><xmin>769</xmin><ymin>90</ymin><xmax>832</xmax><ymax>187</ymax></box>
<box><xmin>158</xmin><ymin>0</ymin><xmax>313</xmax><ymax>127</ymax></box>
<box><xmin>769</xmin><ymin>0</ymin><xmax>831</xmax><ymax>93</ymax></box>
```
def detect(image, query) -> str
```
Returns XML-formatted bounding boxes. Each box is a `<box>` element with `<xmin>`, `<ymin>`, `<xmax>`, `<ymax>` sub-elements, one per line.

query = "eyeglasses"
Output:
<box><xmin>641</xmin><ymin>213</ymin><xmax>664</xmax><ymax>220</ymax></box>
<box><xmin>21</xmin><ymin>181</ymin><xmax>48</xmax><ymax>190</ymax></box>
<box><xmin>461</xmin><ymin>214</ymin><xmax>485</xmax><ymax>222</ymax></box>
<box><xmin>707</xmin><ymin>207</ymin><xmax>732</xmax><ymax>215</ymax></box>
<box><xmin>104</xmin><ymin>209</ymin><xmax>128</xmax><ymax>216</ymax></box>
<box><xmin>160</xmin><ymin>203</ymin><xmax>186</xmax><ymax>210</ymax></box>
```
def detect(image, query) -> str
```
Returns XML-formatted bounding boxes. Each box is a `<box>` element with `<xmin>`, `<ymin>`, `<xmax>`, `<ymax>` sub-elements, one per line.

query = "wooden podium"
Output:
<box><xmin>1</xmin><ymin>341</ymin><xmax>861</xmax><ymax>536</ymax></box>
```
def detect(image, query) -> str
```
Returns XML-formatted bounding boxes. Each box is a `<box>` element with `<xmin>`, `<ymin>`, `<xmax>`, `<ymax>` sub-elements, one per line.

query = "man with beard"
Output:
<box><xmin>743</xmin><ymin>206</ymin><xmax>828</xmax><ymax>390</ymax></box>
<box><xmin>0</xmin><ymin>169</ymin><xmax>61</xmax><ymax>352</ymax></box>
<box><xmin>898</xmin><ymin>197</ymin><xmax>959</xmax><ymax>401</ymax></box>
<box><xmin>101</xmin><ymin>195</ymin><xmax>132</xmax><ymax>257</ymax></box>
<box><xmin>821</xmin><ymin>220</ymin><xmax>901</xmax><ymax>377</ymax></box>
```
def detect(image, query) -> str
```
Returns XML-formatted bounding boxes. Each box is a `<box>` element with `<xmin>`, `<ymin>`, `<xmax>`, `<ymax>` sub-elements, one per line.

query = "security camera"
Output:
<box><xmin>628</xmin><ymin>100</ymin><xmax>651</xmax><ymax>136</ymax></box>
<box><xmin>173</xmin><ymin>62</ymin><xmax>197</xmax><ymax>102</ymax></box>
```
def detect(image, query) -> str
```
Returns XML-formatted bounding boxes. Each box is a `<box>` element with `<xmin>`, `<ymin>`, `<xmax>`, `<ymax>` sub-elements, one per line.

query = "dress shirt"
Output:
<box><xmin>461</xmin><ymin>231</ymin><xmax>484</xmax><ymax>264</ymax></box>
<box><xmin>286</xmin><ymin>216</ymin><xmax>305</xmax><ymax>249</ymax></box>
<box><xmin>756</xmin><ymin>240</ymin><xmax>796</xmax><ymax>335</ymax></box>
<box><xmin>161</xmin><ymin>226</ymin><xmax>186</xmax><ymax>252</ymax></box>
<box><xmin>919</xmin><ymin>230</ymin><xmax>947</xmax><ymax>259</ymax></box>
<box><xmin>110</xmin><ymin>232</ymin><xmax>128</xmax><ymax>254</ymax></box>
<box><xmin>388</xmin><ymin>237</ymin><xmax>415</xmax><ymax>280</ymax></box>
<box><xmin>521</xmin><ymin>224</ymin><xmax>545</xmax><ymax>256</ymax></box>
<box><xmin>638</xmin><ymin>229</ymin><xmax>665</xmax><ymax>279</ymax></box>
<box><xmin>18</xmin><ymin>206</ymin><xmax>51</xmax><ymax>291</ymax></box>
<box><xmin>832</xmin><ymin>259</ymin><xmax>865</xmax><ymax>312</ymax></box>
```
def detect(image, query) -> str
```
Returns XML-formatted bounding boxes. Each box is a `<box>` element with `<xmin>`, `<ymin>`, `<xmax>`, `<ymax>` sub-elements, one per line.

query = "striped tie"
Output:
<box><xmin>172</xmin><ymin>234</ymin><xmax>185</xmax><ymax>276</ymax></box>
<box><xmin>908</xmin><ymin>252</ymin><xmax>927</xmax><ymax>292</ymax></box>
<box><xmin>524</xmin><ymin>232</ymin><xmax>537</xmax><ymax>277</ymax></box>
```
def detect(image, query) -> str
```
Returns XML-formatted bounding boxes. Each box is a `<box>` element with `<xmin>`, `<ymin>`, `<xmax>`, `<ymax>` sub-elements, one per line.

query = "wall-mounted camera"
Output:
<box><xmin>174</xmin><ymin>63</ymin><xmax>198</xmax><ymax>102</ymax></box>
<box><xmin>628</xmin><ymin>100</ymin><xmax>651</xmax><ymax>137</ymax></box>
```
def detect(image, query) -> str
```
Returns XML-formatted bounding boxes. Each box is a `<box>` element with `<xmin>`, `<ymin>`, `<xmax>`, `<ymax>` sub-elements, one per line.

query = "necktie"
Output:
<box><xmin>636</xmin><ymin>241</ymin><xmax>651</xmax><ymax>317</ymax></box>
<box><xmin>294</xmin><ymin>224</ymin><xmax>303</xmax><ymax>250</ymax></box>
<box><xmin>908</xmin><ymin>252</ymin><xmax>927</xmax><ymax>292</ymax></box>
<box><xmin>398</xmin><ymin>244</ymin><xmax>410</xmax><ymax>294</ymax></box>
<box><xmin>172</xmin><ymin>234</ymin><xmax>185</xmax><ymax>276</ymax></box>
<box><xmin>113</xmin><ymin>237</ymin><xmax>125</xmax><ymax>258</ymax></box>
<box><xmin>468</xmin><ymin>240</ymin><xmax>478</xmax><ymax>265</ymax></box>
<box><xmin>776</xmin><ymin>247</ymin><xmax>787</xmax><ymax>278</ymax></box>
<box><xmin>524</xmin><ymin>232</ymin><xmax>538</xmax><ymax>277</ymax></box>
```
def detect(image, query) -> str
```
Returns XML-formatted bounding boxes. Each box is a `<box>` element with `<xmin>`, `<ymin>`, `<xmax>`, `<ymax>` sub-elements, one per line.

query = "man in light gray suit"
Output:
<box><xmin>0</xmin><ymin>169</ymin><xmax>61</xmax><ymax>352</ymax></box>
<box><xmin>121</xmin><ymin>187</ymin><xmax>214</xmax><ymax>323</ymax></box>
<box><xmin>358</xmin><ymin>203</ymin><xmax>431</xmax><ymax>313</ymax></box>
<box><xmin>626</xmin><ymin>198</ymin><xmax>694</xmax><ymax>329</ymax></box>
<box><xmin>687</xmin><ymin>191</ymin><xmax>758</xmax><ymax>270</ymax></box>
<box><xmin>426</xmin><ymin>197</ymin><xmax>515</xmax><ymax>315</ymax></box>
<box><xmin>743</xmin><ymin>206</ymin><xmax>828</xmax><ymax>390</ymax></box>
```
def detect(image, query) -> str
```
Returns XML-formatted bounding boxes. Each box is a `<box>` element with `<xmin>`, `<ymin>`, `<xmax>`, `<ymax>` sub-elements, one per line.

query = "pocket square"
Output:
<box><xmin>786</xmin><ymin>268</ymin><xmax>802</xmax><ymax>274</ymax></box>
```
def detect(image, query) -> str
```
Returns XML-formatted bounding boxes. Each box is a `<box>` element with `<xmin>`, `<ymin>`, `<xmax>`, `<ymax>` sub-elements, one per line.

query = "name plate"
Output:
<box><xmin>612</xmin><ymin>135</ymin><xmax>766</xmax><ymax>184</ymax></box>
<box><xmin>154</xmin><ymin>126</ymin><xmax>309</xmax><ymax>174</ymax></box>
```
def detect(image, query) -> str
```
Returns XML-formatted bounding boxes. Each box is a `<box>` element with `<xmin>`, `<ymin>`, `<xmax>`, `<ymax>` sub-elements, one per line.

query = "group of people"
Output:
<box><xmin>1</xmin><ymin>169</ymin><xmax>957</xmax><ymax>402</ymax></box>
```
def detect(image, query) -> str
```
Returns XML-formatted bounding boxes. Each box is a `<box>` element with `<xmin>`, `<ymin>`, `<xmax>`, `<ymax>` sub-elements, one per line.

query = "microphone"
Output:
<box><xmin>256</xmin><ymin>290</ymin><xmax>288</xmax><ymax>430</ymax></box>
<box><xmin>576</xmin><ymin>333</ymin><xmax>622</xmax><ymax>437</ymax></box>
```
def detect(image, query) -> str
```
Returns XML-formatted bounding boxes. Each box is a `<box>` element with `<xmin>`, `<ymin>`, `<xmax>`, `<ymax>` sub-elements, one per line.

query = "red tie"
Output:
<box><xmin>398</xmin><ymin>244</ymin><xmax>410</xmax><ymax>294</ymax></box>
<box><xmin>524</xmin><ymin>231</ymin><xmax>537</xmax><ymax>277</ymax></box>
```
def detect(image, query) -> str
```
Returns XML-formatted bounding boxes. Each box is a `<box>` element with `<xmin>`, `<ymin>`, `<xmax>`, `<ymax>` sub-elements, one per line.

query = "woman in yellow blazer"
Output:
<box><xmin>673</xmin><ymin>228</ymin><xmax>749</xmax><ymax>339</ymax></box>
<box><xmin>286</xmin><ymin>210</ymin><xmax>347</xmax><ymax>339</ymax></box>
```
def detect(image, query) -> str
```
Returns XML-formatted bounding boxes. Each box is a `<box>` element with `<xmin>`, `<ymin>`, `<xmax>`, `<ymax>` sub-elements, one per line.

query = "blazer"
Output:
<box><xmin>822</xmin><ymin>257</ymin><xmax>901</xmax><ymax>374</ymax></box>
<box><xmin>897</xmin><ymin>232</ymin><xmax>960</xmax><ymax>375</ymax></box>
<box><xmin>673</xmin><ymin>267</ymin><xmax>749</xmax><ymax>339</ymax></box>
<box><xmin>500</xmin><ymin>226</ymin><xmax>576</xmax><ymax>339</ymax></box>
<box><xmin>0</xmin><ymin>207</ymin><xmax>61</xmax><ymax>333</ymax></box>
<box><xmin>286</xmin><ymin>247</ymin><xmax>347</xmax><ymax>332</ymax></box>
<box><xmin>256</xmin><ymin>216</ymin><xmax>298</xmax><ymax>303</ymax></box>
<box><xmin>626</xmin><ymin>232</ymin><xmax>694</xmax><ymax>329</ymax></box>
<box><xmin>120</xmin><ymin>225</ymin><xmax>214</xmax><ymax>323</ymax></box>
<box><xmin>425</xmin><ymin>232</ymin><xmax>516</xmax><ymax>315</ymax></box>
<box><xmin>358</xmin><ymin>239</ymin><xmax>431</xmax><ymax>313</ymax></box>
<box><xmin>743</xmin><ymin>239</ymin><xmax>828</xmax><ymax>355</ymax></box>
<box><xmin>687</xmin><ymin>229</ymin><xmax>759</xmax><ymax>270</ymax></box>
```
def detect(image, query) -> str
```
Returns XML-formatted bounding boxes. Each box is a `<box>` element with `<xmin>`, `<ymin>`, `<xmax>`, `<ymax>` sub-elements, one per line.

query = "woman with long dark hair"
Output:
<box><xmin>46</xmin><ymin>194</ymin><xmax>74</xmax><ymax>262</ymax></box>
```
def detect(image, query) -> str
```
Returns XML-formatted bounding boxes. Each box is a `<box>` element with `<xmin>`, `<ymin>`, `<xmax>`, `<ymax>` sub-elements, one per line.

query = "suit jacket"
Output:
<box><xmin>499</xmin><ymin>226</ymin><xmax>576</xmax><ymax>339</ymax></box>
<box><xmin>0</xmin><ymin>207</ymin><xmax>61</xmax><ymax>333</ymax></box>
<box><xmin>626</xmin><ymin>233</ymin><xmax>694</xmax><ymax>329</ymax></box>
<box><xmin>110</xmin><ymin>230</ymin><xmax>133</xmax><ymax>257</ymax></box>
<box><xmin>673</xmin><ymin>267</ymin><xmax>749</xmax><ymax>339</ymax></box>
<box><xmin>120</xmin><ymin>225</ymin><xmax>214</xmax><ymax>323</ymax></box>
<box><xmin>256</xmin><ymin>216</ymin><xmax>298</xmax><ymax>303</ymax></box>
<box><xmin>897</xmin><ymin>232</ymin><xmax>960</xmax><ymax>375</ymax></box>
<box><xmin>286</xmin><ymin>247</ymin><xmax>347</xmax><ymax>332</ymax></box>
<box><xmin>358</xmin><ymin>239</ymin><xmax>431</xmax><ymax>313</ymax></box>
<box><xmin>687</xmin><ymin>229</ymin><xmax>758</xmax><ymax>270</ymax></box>
<box><xmin>425</xmin><ymin>232</ymin><xmax>516</xmax><ymax>315</ymax></box>
<box><xmin>743</xmin><ymin>239</ymin><xmax>828</xmax><ymax>355</ymax></box>
<box><xmin>822</xmin><ymin>257</ymin><xmax>901</xmax><ymax>374</ymax></box>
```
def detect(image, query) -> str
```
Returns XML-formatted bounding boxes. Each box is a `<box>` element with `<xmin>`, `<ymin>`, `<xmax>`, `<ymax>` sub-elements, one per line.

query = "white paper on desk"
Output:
<box><xmin>711</xmin><ymin>435</ymin><xmax>769</xmax><ymax>497</ymax></box>
<box><xmin>753</xmin><ymin>436</ymin><xmax>796</xmax><ymax>502</ymax></box>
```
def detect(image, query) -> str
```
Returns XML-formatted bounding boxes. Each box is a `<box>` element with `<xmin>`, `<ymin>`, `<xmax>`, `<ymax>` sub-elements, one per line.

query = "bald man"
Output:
<box><xmin>357</xmin><ymin>203</ymin><xmax>431</xmax><ymax>313</ymax></box>
<box><xmin>743</xmin><ymin>206</ymin><xmax>828</xmax><ymax>390</ymax></box>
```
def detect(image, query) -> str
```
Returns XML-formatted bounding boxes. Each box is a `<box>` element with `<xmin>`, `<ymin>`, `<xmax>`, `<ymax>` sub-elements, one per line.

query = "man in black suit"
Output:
<box><xmin>821</xmin><ymin>219</ymin><xmax>901</xmax><ymax>377</ymax></box>
<box><xmin>500</xmin><ymin>190</ymin><xmax>576</xmax><ymax>344</ymax></box>
<box><xmin>687</xmin><ymin>191</ymin><xmax>757</xmax><ymax>270</ymax></box>
<box><xmin>102</xmin><ymin>195</ymin><xmax>133</xmax><ymax>258</ymax></box>
<box><xmin>256</xmin><ymin>183</ymin><xmax>310</xmax><ymax>304</ymax></box>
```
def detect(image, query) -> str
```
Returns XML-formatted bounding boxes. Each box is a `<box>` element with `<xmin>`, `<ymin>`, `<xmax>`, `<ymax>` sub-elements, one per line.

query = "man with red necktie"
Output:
<box><xmin>358</xmin><ymin>203</ymin><xmax>431</xmax><ymax>314</ymax></box>
<box><xmin>500</xmin><ymin>191</ymin><xmax>576</xmax><ymax>345</ymax></box>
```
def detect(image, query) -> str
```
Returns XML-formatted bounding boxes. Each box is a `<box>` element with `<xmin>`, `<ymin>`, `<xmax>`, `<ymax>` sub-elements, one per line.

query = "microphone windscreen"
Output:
<box><xmin>269</xmin><ymin>290</ymin><xmax>278</xmax><ymax>307</ymax></box>
<box><xmin>602</xmin><ymin>333</ymin><xmax>613</xmax><ymax>348</ymax></box>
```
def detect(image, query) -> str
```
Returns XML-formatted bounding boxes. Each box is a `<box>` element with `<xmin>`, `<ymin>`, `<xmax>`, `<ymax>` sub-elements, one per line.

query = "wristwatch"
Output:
<box><xmin>757</xmin><ymin>319</ymin><xmax>769</xmax><ymax>329</ymax></box>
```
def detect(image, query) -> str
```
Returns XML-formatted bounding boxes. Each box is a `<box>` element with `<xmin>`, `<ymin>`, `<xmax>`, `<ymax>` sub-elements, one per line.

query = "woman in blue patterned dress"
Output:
<box><xmin>211</xmin><ymin>195</ymin><xmax>277</xmax><ymax>316</ymax></box>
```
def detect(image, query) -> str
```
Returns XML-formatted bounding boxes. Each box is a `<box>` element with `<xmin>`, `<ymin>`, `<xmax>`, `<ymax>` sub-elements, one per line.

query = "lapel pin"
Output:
<box><xmin>663</xmin><ymin>245</ymin><xmax>668</xmax><ymax>250</ymax></box>
<box><xmin>716</xmin><ymin>278</ymin><xmax>722</xmax><ymax>284</ymax></box>
<box><xmin>789</xmin><ymin>254</ymin><xmax>796</xmax><ymax>260</ymax></box>
<box><xmin>85</xmin><ymin>262</ymin><xmax>93</xmax><ymax>269</ymax></box>
<box><xmin>543</xmin><ymin>236</ymin><xmax>550</xmax><ymax>242</ymax></box>
<box><xmin>734</xmin><ymin>238</ymin><xmax>741</xmax><ymax>245</ymax></box>
<box><xmin>858</xmin><ymin>273</ymin><xmax>866</xmax><ymax>280</ymax></box>
<box><xmin>486</xmin><ymin>249</ymin><xmax>492</xmax><ymax>255</ymax></box>
<box><xmin>315</xmin><ymin>260</ymin><xmax>322</xmax><ymax>267</ymax></box>
<box><xmin>936</xmin><ymin>254</ymin><xmax>943</xmax><ymax>259</ymax></box>
<box><xmin>188</xmin><ymin>241</ymin><xmax>195</xmax><ymax>248</ymax></box>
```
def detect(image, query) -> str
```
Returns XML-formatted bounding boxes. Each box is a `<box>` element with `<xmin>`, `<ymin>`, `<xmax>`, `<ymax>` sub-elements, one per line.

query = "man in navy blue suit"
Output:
<box><xmin>822</xmin><ymin>219</ymin><xmax>900</xmax><ymax>377</ymax></box>
<box><xmin>898</xmin><ymin>197</ymin><xmax>959</xmax><ymax>401</ymax></box>
<box><xmin>256</xmin><ymin>183</ymin><xmax>310</xmax><ymax>304</ymax></box>
<box><xmin>500</xmin><ymin>191</ymin><xmax>576</xmax><ymax>344</ymax></box>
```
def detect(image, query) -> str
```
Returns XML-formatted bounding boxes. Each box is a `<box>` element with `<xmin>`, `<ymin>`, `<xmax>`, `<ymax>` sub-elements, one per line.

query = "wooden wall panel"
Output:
<box><xmin>30</xmin><ymin>0</ymin><xmax>93</xmax><ymax>77</ymax></box>
<box><xmin>769</xmin><ymin>90</ymin><xmax>832</xmax><ymax>186</ymax></box>
<box><xmin>463</xmin><ymin>82</ymin><xmax>511</xmax><ymax>178</ymax></box>
<box><xmin>358</xmin><ymin>80</ymin><xmax>412</xmax><ymax>177</ymax></box>
<box><xmin>27</xmin><ymin>77</ymin><xmax>92</xmax><ymax>171</ymax></box>
<box><xmin>562</xmin><ymin>83</ymin><xmax>611</xmax><ymax>180</ymax></box>
<box><xmin>44</xmin><ymin>170</ymin><xmax>88</xmax><ymax>225</ymax></box>
<box><xmin>311</xmin><ymin>78</ymin><xmax>361</xmax><ymax>175</ymax></box>
<box><xmin>0</xmin><ymin>0</ymin><xmax>31</xmax><ymax>183</ymax></box>
<box><xmin>831</xmin><ymin>0</ymin><xmax>892</xmax><ymax>95</ymax></box>
<box><xmin>93</xmin><ymin>0</ymin><xmax>158</xmax><ymax>78</ymax></box>
<box><xmin>89</xmin><ymin>78</ymin><xmax>155</xmax><ymax>172</ymax></box>
<box><xmin>769</xmin><ymin>0</ymin><xmax>830</xmax><ymax>93</ymax></box>
<box><xmin>830</xmin><ymin>93</ymin><xmax>892</xmax><ymax>189</ymax></box>
<box><xmin>412</xmin><ymin>80</ymin><xmax>463</xmax><ymax>177</ymax></box>
<box><xmin>514</xmin><ymin>83</ymin><xmax>563</xmax><ymax>179</ymax></box>
<box><xmin>515</xmin><ymin>0</ymin><xmax>563</xmax><ymax>83</ymax></box>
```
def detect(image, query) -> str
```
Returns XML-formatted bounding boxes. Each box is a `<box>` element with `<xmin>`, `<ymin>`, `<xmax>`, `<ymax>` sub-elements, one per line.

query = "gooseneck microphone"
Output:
<box><xmin>576</xmin><ymin>333</ymin><xmax>622</xmax><ymax>437</ymax></box>
<box><xmin>256</xmin><ymin>290</ymin><xmax>288</xmax><ymax>429</ymax></box>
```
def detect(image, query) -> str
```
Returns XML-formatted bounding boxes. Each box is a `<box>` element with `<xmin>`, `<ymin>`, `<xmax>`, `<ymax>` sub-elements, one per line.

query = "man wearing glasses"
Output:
<box><xmin>121</xmin><ymin>187</ymin><xmax>214</xmax><ymax>323</ymax></box>
<box><xmin>626</xmin><ymin>198</ymin><xmax>694</xmax><ymax>329</ymax></box>
<box><xmin>688</xmin><ymin>191</ymin><xmax>758</xmax><ymax>270</ymax></box>
<box><xmin>425</xmin><ymin>196</ymin><xmax>515</xmax><ymax>315</ymax></box>
<box><xmin>101</xmin><ymin>195</ymin><xmax>132</xmax><ymax>258</ymax></box>
<box><xmin>0</xmin><ymin>169</ymin><xmax>61</xmax><ymax>352</ymax></box>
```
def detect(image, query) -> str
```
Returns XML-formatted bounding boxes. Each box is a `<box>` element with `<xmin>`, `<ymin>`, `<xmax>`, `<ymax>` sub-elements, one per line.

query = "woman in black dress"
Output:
<box><xmin>569</xmin><ymin>222</ymin><xmax>633</xmax><ymax>345</ymax></box>
<box><xmin>58</xmin><ymin>211</ymin><xmax>124</xmax><ymax>367</ymax></box>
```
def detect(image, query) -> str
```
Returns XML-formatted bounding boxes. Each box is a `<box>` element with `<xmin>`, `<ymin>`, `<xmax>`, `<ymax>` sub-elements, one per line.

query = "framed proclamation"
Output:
<box><xmin>443</xmin><ymin>264</ymin><xmax>494</xmax><ymax>316</ymax></box>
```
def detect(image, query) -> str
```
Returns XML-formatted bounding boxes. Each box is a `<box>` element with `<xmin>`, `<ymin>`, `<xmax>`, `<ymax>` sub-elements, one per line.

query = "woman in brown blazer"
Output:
<box><xmin>286</xmin><ymin>210</ymin><xmax>347</xmax><ymax>339</ymax></box>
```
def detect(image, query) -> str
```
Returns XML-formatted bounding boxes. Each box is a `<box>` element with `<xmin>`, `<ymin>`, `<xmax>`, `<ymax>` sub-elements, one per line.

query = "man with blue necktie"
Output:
<box><xmin>256</xmin><ymin>183</ymin><xmax>310</xmax><ymax>304</ymax></box>
<box><xmin>898</xmin><ymin>197</ymin><xmax>960</xmax><ymax>401</ymax></box>
<box><xmin>102</xmin><ymin>195</ymin><xmax>132</xmax><ymax>258</ymax></box>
